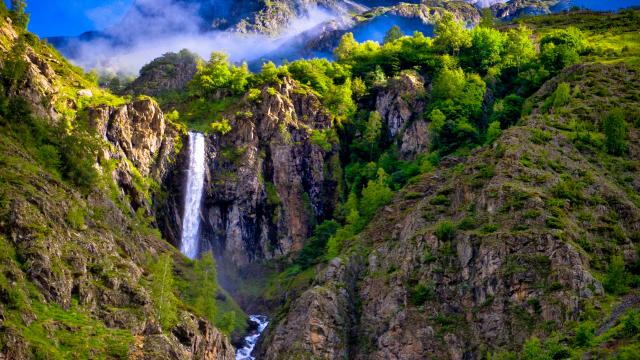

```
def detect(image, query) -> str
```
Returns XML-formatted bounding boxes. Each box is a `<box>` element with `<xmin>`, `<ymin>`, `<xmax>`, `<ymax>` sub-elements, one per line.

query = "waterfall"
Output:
<box><xmin>236</xmin><ymin>315</ymin><xmax>269</xmax><ymax>360</ymax></box>
<box><xmin>180</xmin><ymin>132</ymin><xmax>206</xmax><ymax>259</ymax></box>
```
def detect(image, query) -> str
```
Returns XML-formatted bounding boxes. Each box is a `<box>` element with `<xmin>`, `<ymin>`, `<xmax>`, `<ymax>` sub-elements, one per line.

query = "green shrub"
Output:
<box><xmin>409</xmin><ymin>283</ymin><xmax>435</xmax><ymax>305</ymax></box>
<box><xmin>545</xmin><ymin>216</ymin><xmax>564</xmax><ymax>229</ymax></box>
<box><xmin>574</xmin><ymin>321</ymin><xmax>595</xmax><ymax>347</ymax></box>
<box><xmin>210</xmin><ymin>119</ymin><xmax>232</xmax><ymax>135</ymax></box>
<box><xmin>552</xmin><ymin>175</ymin><xmax>583</xmax><ymax>204</ymax></box>
<box><xmin>435</xmin><ymin>220</ymin><xmax>456</xmax><ymax>241</ymax></box>
<box><xmin>481</xmin><ymin>224</ymin><xmax>498</xmax><ymax>234</ymax></box>
<box><xmin>522</xmin><ymin>337</ymin><xmax>551</xmax><ymax>360</ymax></box>
<box><xmin>359</xmin><ymin>169</ymin><xmax>393</xmax><ymax>220</ymax></box>
<box><xmin>621</xmin><ymin>310</ymin><xmax>640</xmax><ymax>338</ymax></box>
<box><xmin>603</xmin><ymin>255</ymin><xmax>629</xmax><ymax>295</ymax></box>
<box><xmin>604</xmin><ymin>108</ymin><xmax>628</xmax><ymax>155</ymax></box>
<box><xmin>295</xmin><ymin>220</ymin><xmax>340</xmax><ymax>269</ymax></box>
<box><xmin>148</xmin><ymin>253</ymin><xmax>178</xmax><ymax>330</ymax></box>
<box><xmin>430</xmin><ymin>194</ymin><xmax>451</xmax><ymax>206</ymax></box>
<box><xmin>66</xmin><ymin>206</ymin><xmax>86</xmax><ymax>230</ymax></box>
<box><xmin>491</xmin><ymin>94</ymin><xmax>524</xmax><ymax>128</ymax></box>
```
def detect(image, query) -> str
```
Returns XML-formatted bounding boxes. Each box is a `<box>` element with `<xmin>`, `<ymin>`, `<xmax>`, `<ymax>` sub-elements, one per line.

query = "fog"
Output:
<box><xmin>62</xmin><ymin>0</ymin><xmax>341</xmax><ymax>75</ymax></box>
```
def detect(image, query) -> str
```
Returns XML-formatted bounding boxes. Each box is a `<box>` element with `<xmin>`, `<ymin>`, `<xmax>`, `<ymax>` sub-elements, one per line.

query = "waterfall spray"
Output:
<box><xmin>180</xmin><ymin>132</ymin><xmax>206</xmax><ymax>259</ymax></box>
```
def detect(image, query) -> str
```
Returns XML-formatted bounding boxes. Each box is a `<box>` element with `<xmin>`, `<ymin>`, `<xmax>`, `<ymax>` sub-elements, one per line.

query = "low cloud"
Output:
<box><xmin>64</xmin><ymin>0</ymin><xmax>340</xmax><ymax>75</ymax></box>
<box><xmin>86</xmin><ymin>1</ymin><xmax>132</xmax><ymax>30</ymax></box>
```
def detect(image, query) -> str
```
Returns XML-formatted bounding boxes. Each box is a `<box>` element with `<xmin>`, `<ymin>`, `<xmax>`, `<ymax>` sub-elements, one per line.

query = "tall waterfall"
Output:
<box><xmin>180</xmin><ymin>132</ymin><xmax>206</xmax><ymax>259</ymax></box>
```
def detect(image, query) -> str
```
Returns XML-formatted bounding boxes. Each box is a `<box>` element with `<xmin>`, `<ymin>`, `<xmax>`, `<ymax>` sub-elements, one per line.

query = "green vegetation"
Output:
<box><xmin>603</xmin><ymin>108</ymin><xmax>628</xmax><ymax>155</ymax></box>
<box><xmin>191</xmin><ymin>252</ymin><xmax>219</xmax><ymax>325</ymax></box>
<box><xmin>148</xmin><ymin>253</ymin><xmax>179</xmax><ymax>330</ymax></box>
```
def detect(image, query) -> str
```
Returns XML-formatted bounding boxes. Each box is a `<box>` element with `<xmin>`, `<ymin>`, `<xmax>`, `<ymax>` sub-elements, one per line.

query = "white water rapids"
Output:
<box><xmin>180</xmin><ymin>132</ymin><xmax>206</xmax><ymax>259</ymax></box>
<box><xmin>236</xmin><ymin>315</ymin><xmax>269</xmax><ymax>360</ymax></box>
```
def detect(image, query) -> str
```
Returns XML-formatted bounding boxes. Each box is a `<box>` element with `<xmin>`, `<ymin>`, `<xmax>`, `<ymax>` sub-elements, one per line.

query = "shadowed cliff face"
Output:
<box><xmin>178</xmin><ymin>78</ymin><xmax>341</xmax><ymax>267</ymax></box>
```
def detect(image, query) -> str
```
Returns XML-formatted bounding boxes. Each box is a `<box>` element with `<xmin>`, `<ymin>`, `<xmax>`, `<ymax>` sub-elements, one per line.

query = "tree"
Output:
<box><xmin>149</xmin><ymin>253</ymin><xmax>178</xmax><ymax>330</ymax></box>
<box><xmin>540</xmin><ymin>27</ymin><xmax>586</xmax><ymax>53</ymax></box>
<box><xmin>522</xmin><ymin>338</ymin><xmax>551</xmax><ymax>360</ymax></box>
<box><xmin>504</xmin><ymin>25</ymin><xmax>536</xmax><ymax>74</ymax></box>
<box><xmin>603</xmin><ymin>108</ymin><xmax>628</xmax><ymax>155</ymax></box>
<box><xmin>260</xmin><ymin>61</ymin><xmax>279</xmax><ymax>84</ymax></box>
<box><xmin>360</xmin><ymin>168</ymin><xmax>393</xmax><ymax>220</ymax></box>
<box><xmin>434</xmin><ymin>12</ymin><xmax>471</xmax><ymax>56</ymax></box>
<box><xmin>9</xmin><ymin>0</ymin><xmax>29</xmax><ymax>30</ymax></box>
<box><xmin>469</xmin><ymin>26</ymin><xmax>506</xmax><ymax>72</ymax></box>
<box><xmin>364</xmin><ymin>111</ymin><xmax>382</xmax><ymax>157</ymax></box>
<box><xmin>431</xmin><ymin>66</ymin><xmax>466</xmax><ymax>101</ymax></box>
<box><xmin>603</xmin><ymin>255</ymin><xmax>629</xmax><ymax>295</ymax></box>
<box><xmin>479</xmin><ymin>8</ymin><xmax>496</xmax><ymax>29</ymax></box>
<box><xmin>383</xmin><ymin>25</ymin><xmax>404</xmax><ymax>44</ymax></box>
<box><xmin>540</xmin><ymin>42</ymin><xmax>580</xmax><ymax>74</ymax></box>
<box><xmin>485</xmin><ymin>121</ymin><xmax>502</xmax><ymax>144</ymax></box>
<box><xmin>334</xmin><ymin>32</ymin><xmax>359</xmax><ymax>62</ymax></box>
<box><xmin>192</xmin><ymin>252</ymin><xmax>218</xmax><ymax>322</ymax></box>
<box><xmin>491</xmin><ymin>94</ymin><xmax>524</xmax><ymax>128</ymax></box>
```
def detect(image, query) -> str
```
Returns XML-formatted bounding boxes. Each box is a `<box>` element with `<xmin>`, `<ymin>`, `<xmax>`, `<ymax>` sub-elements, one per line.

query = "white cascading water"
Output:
<box><xmin>236</xmin><ymin>315</ymin><xmax>269</xmax><ymax>360</ymax></box>
<box><xmin>180</xmin><ymin>132</ymin><xmax>268</xmax><ymax>358</ymax></box>
<box><xmin>180</xmin><ymin>132</ymin><xmax>206</xmax><ymax>259</ymax></box>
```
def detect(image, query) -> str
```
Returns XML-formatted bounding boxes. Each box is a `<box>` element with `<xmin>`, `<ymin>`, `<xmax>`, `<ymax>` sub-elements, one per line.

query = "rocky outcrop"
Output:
<box><xmin>141</xmin><ymin>314</ymin><xmax>236</xmax><ymax>360</ymax></box>
<box><xmin>196</xmin><ymin>77</ymin><xmax>341</xmax><ymax>268</ymax></box>
<box><xmin>375</xmin><ymin>71</ymin><xmax>430</xmax><ymax>159</ymax></box>
<box><xmin>88</xmin><ymin>98</ymin><xmax>183</xmax><ymax>212</ymax></box>
<box><xmin>125</xmin><ymin>50</ymin><xmax>199</xmax><ymax>98</ymax></box>
<box><xmin>491</xmin><ymin>0</ymin><xmax>561</xmax><ymax>20</ymax></box>
<box><xmin>376</xmin><ymin>71</ymin><xmax>426</xmax><ymax>138</ymax></box>
<box><xmin>260</xmin><ymin>64</ymin><xmax>640</xmax><ymax>359</ymax></box>
<box><xmin>257</xmin><ymin>257</ymin><xmax>361</xmax><ymax>359</ymax></box>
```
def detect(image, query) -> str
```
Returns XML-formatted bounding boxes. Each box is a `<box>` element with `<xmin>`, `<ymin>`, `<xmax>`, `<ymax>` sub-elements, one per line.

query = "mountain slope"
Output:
<box><xmin>0</xmin><ymin>6</ymin><xmax>239</xmax><ymax>359</ymax></box>
<box><xmin>258</xmin><ymin>61</ymin><xmax>640</xmax><ymax>359</ymax></box>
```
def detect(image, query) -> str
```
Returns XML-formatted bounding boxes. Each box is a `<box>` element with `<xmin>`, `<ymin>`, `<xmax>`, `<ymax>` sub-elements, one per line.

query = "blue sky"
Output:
<box><xmin>9</xmin><ymin>0</ymin><xmax>640</xmax><ymax>38</ymax></box>
<box><xmin>5</xmin><ymin>0</ymin><xmax>133</xmax><ymax>37</ymax></box>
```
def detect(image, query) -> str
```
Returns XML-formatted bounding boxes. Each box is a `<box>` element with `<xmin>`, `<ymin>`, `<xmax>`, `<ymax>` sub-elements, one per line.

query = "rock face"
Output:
<box><xmin>257</xmin><ymin>257</ymin><xmax>362</xmax><ymax>359</ymax></box>
<box><xmin>258</xmin><ymin>64</ymin><xmax>640</xmax><ymax>359</ymax></box>
<box><xmin>89</xmin><ymin>98</ymin><xmax>182</xmax><ymax>212</ymax></box>
<box><xmin>375</xmin><ymin>71</ymin><xmax>430</xmax><ymax>159</ymax></box>
<box><xmin>196</xmin><ymin>77</ymin><xmax>341</xmax><ymax>268</ymax></box>
<box><xmin>376</xmin><ymin>72</ymin><xmax>425</xmax><ymax>138</ymax></box>
<box><xmin>491</xmin><ymin>0</ymin><xmax>561</xmax><ymax>20</ymax></box>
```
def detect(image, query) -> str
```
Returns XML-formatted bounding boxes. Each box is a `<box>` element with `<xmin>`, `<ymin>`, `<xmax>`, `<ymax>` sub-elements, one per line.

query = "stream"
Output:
<box><xmin>236</xmin><ymin>315</ymin><xmax>269</xmax><ymax>360</ymax></box>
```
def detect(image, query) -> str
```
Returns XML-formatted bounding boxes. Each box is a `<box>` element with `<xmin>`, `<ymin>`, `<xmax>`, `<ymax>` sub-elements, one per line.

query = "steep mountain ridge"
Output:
<box><xmin>258</xmin><ymin>62</ymin><xmax>640</xmax><ymax>359</ymax></box>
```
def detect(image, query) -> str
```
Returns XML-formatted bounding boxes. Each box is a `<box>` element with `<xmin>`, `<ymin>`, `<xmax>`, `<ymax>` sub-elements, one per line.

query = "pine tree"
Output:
<box><xmin>191</xmin><ymin>251</ymin><xmax>218</xmax><ymax>322</ymax></box>
<box><xmin>434</xmin><ymin>12</ymin><xmax>471</xmax><ymax>56</ymax></box>
<box><xmin>149</xmin><ymin>253</ymin><xmax>178</xmax><ymax>330</ymax></box>
<box><xmin>364</xmin><ymin>111</ymin><xmax>382</xmax><ymax>157</ymax></box>
<box><xmin>9</xmin><ymin>0</ymin><xmax>29</xmax><ymax>30</ymax></box>
<box><xmin>383</xmin><ymin>25</ymin><xmax>404</xmax><ymax>44</ymax></box>
<box><xmin>603</xmin><ymin>108</ymin><xmax>628</xmax><ymax>156</ymax></box>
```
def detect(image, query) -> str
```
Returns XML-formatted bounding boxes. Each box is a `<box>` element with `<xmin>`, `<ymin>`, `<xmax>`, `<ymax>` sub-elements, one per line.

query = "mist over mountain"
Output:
<box><xmin>47</xmin><ymin>0</ymin><xmax>627</xmax><ymax>75</ymax></box>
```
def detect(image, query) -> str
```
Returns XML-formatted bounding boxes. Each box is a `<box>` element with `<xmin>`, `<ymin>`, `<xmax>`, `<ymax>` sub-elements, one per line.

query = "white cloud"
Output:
<box><xmin>68</xmin><ymin>2</ymin><xmax>340</xmax><ymax>74</ymax></box>
<box><xmin>86</xmin><ymin>1</ymin><xmax>132</xmax><ymax>30</ymax></box>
